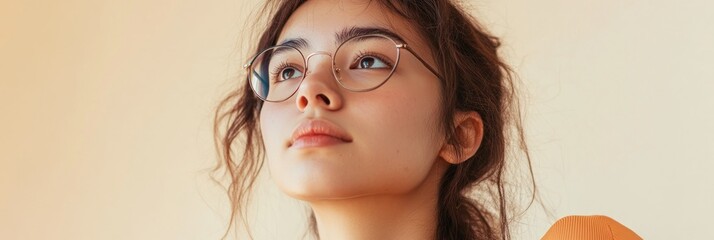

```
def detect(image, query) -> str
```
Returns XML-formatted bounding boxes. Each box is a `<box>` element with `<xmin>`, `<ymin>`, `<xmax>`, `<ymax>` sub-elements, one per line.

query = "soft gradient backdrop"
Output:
<box><xmin>1</xmin><ymin>0</ymin><xmax>712</xmax><ymax>239</ymax></box>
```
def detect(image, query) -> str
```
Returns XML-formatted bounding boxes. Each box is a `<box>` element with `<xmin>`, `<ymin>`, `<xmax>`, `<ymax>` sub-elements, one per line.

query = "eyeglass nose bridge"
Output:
<box><xmin>303</xmin><ymin>51</ymin><xmax>333</xmax><ymax>75</ymax></box>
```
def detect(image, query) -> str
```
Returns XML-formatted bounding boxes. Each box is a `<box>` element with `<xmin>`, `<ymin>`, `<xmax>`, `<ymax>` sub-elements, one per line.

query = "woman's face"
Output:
<box><xmin>259</xmin><ymin>0</ymin><xmax>446</xmax><ymax>200</ymax></box>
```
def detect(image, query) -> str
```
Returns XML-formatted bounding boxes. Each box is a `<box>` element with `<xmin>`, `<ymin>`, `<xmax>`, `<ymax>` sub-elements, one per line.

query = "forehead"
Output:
<box><xmin>277</xmin><ymin>0</ymin><xmax>424</xmax><ymax>51</ymax></box>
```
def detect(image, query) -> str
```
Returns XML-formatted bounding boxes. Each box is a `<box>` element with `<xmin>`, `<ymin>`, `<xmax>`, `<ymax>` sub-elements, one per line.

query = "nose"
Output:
<box><xmin>295</xmin><ymin>51</ymin><xmax>343</xmax><ymax>112</ymax></box>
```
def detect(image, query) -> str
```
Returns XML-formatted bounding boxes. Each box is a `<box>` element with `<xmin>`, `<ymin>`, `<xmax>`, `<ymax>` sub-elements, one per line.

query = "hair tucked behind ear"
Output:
<box><xmin>213</xmin><ymin>0</ymin><xmax>541</xmax><ymax>239</ymax></box>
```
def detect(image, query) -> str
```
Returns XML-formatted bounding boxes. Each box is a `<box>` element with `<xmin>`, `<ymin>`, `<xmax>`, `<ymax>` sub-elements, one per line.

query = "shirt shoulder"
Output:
<box><xmin>541</xmin><ymin>215</ymin><xmax>642</xmax><ymax>240</ymax></box>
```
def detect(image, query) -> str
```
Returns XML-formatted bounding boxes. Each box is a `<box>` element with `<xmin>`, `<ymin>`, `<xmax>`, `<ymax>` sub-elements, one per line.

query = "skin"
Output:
<box><xmin>258</xmin><ymin>1</ymin><xmax>484</xmax><ymax>239</ymax></box>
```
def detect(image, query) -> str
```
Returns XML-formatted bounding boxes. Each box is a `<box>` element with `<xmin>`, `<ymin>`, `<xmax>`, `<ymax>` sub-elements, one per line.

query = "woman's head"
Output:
<box><xmin>214</xmin><ymin>0</ymin><xmax>533</xmax><ymax>239</ymax></box>
<box><xmin>259</xmin><ymin>0</ymin><xmax>471</xmax><ymax>201</ymax></box>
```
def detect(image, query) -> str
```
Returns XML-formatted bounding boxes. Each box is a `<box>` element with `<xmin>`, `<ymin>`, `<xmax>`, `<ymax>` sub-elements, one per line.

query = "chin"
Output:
<box><xmin>275</xmin><ymin>175</ymin><xmax>422</xmax><ymax>203</ymax></box>
<box><xmin>275</xmin><ymin>175</ymin><xmax>398</xmax><ymax>202</ymax></box>
<box><xmin>268</xmin><ymin>153</ymin><xmax>363</xmax><ymax>199</ymax></box>
<box><xmin>277</xmin><ymin>181</ymin><xmax>356</xmax><ymax>200</ymax></box>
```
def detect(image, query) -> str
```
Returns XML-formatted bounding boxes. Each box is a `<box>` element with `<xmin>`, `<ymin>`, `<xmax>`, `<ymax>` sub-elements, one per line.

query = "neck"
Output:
<box><xmin>309</xmin><ymin>161</ymin><xmax>448</xmax><ymax>240</ymax></box>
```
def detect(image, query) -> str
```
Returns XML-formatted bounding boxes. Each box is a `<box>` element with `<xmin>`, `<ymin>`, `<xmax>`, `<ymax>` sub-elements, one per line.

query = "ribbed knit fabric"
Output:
<box><xmin>541</xmin><ymin>215</ymin><xmax>642</xmax><ymax>240</ymax></box>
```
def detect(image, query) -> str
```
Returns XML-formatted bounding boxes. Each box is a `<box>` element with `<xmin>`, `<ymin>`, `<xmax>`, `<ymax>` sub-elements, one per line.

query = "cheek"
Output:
<box><xmin>351</xmin><ymin>85</ymin><xmax>444</xmax><ymax>185</ymax></box>
<box><xmin>259</xmin><ymin>104</ymin><xmax>291</xmax><ymax>160</ymax></box>
<box><xmin>363</xmin><ymin>70</ymin><xmax>444</xmax><ymax>152</ymax></box>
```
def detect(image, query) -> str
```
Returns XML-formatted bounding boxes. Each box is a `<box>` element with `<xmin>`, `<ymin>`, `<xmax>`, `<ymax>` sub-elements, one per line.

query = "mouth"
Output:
<box><xmin>289</xmin><ymin>119</ymin><xmax>353</xmax><ymax>148</ymax></box>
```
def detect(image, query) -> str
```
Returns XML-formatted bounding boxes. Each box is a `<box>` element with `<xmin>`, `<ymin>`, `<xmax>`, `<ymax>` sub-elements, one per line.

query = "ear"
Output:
<box><xmin>438</xmin><ymin>111</ymin><xmax>484</xmax><ymax>164</ymax></box>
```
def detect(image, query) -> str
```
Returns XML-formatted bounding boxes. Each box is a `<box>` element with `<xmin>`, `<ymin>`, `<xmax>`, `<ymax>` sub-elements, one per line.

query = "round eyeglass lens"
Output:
<box><xmin>249</xmin><ymin>46</ymin><xmax>305</xmax><ymax>102</ymax></box>
<box><xmin>333</xmin><ymin>34</ymin><xmax>399</xmax><ymax>91</ymax></box>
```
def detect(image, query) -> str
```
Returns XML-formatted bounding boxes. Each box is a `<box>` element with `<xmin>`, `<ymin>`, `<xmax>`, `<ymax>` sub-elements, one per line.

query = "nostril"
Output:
<box><xmin>317</xmin><ymin>94</ymin><xmax>330</xmax><ymax>105</ymax></box>
<box><xmin>299</xmin><ymin>97</ymin><xmax>308</xmax><ymax>108</ymax></box>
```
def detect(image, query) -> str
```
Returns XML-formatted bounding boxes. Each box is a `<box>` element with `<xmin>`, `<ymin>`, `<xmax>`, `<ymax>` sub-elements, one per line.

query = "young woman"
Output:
<box><xmin>214</xmin><ymin>0</ymin><xmax>536</xmax><ymax>239</ymax></box>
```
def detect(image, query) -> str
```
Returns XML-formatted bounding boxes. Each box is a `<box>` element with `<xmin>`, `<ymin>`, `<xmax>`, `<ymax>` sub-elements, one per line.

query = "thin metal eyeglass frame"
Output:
<box><xmin>243</xmin><ymin>33</ymin><xmax>444</xmax><ymax>102</ymax></box>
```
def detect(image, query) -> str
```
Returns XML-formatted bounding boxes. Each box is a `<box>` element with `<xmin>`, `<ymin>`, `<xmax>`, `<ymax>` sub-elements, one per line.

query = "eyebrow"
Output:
<box><xmin>277</xmin><ymin>26</ymin><xmax>406</xmax><ymax>50</ymax></box>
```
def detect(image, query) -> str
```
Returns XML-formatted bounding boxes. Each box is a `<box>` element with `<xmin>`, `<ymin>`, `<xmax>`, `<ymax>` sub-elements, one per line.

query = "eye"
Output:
<box><xmin>358</xmin><ymin>57</ymin><xmax>388</xmax><ymax>69</ymax></box>
<box><xmin>349</xmin><ymin>52</ymin><xmax>393</xmax><ymax>70</ymax></box>
<box><xmin>270</xmin><ymin>62</ymin><xmax>304</xmax><ymax>82</ymax></box>
<box><xmin>280</xmin><ymin>67</ymin><xmax>303</xmax><ymax>81</ymax></box>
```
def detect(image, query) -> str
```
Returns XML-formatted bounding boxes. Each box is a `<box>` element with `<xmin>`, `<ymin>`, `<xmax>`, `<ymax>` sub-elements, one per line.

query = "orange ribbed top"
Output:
<box><xmin>541</xmin><ymin>215</ymin><xmax>642</xmax><ymax>240</ymax></box>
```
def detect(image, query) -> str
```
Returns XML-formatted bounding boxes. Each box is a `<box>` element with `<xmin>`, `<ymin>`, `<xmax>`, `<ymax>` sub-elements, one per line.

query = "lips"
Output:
<box><xmin>289</xmin><ymin>119</ymin><xmax>353</xmax><ymax>148</ymax></box>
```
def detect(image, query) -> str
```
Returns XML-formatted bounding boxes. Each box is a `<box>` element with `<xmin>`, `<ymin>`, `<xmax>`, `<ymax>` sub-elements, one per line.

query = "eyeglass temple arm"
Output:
<box><xmin>398</xmin><ymin>44</ymin><xmax>445</xmax><ymax>80</ymax></box>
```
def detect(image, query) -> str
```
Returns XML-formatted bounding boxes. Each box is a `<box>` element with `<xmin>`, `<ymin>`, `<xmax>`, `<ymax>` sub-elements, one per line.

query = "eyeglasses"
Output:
<box><xmin>243</xmin><ymin>33</ymin><xmax>443</xmax><ymax>102</ymax></box>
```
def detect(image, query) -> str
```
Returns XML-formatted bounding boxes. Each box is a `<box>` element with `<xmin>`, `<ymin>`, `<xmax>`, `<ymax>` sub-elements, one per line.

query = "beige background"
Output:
<box><xmin>1</xmin><ymin>0</ymin><xmax>712</xmax><ymax>239</ymax></box>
